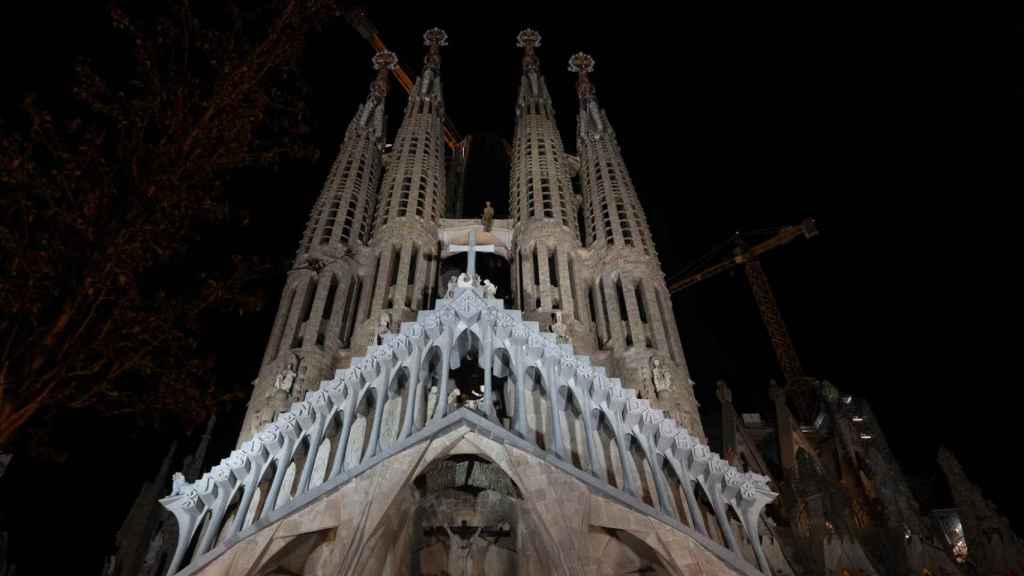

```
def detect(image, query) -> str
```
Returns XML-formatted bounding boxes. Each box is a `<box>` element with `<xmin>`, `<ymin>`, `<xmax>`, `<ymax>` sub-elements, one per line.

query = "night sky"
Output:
<box><xmin>0</xmin><ymin>2</ymin><xmax>1001</xmax><ymax>574</ymax></box>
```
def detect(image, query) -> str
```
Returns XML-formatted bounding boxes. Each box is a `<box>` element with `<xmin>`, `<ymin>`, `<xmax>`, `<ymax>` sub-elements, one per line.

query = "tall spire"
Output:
<box><xmin>517</xmin><ymin>28</ymin><xmax>541</xmax><ymax>73</ymax></box>
<box><xmin>416</xmin><ymin>27</ymin><xmax>447</xmax><ymax>100</ymax></box>
<box><xmin>363</xmin><ymin>28</ymin><xmax>448</xmax><ymax>322</ymax></box>
<box><xmin>244</xmin><ymin>43</ymin><xmax>399</xmax><ymax>439</ymax></box>
<box><xmin>569</xmin><ymin>51</ymin><xmax>702</xmax><ymax>440</ymax></box>
<box><xmin>423</xmin><ymin>27</ymin><xmax>447</xmax><ymax>70</ymax></box>
<box><xmin>569</xmin><ymin>52</ymin><xmax>595</xmax><ymax>101</ymax></box>
<box><xmin>352</xmin><ymin>49</ymin><xmax>397</xmax><ymax>139</ymax></box>
<box><xmin>508</xmin><ymin>28</ymin><xmax>583</xmax><ymax>327</ymax></box>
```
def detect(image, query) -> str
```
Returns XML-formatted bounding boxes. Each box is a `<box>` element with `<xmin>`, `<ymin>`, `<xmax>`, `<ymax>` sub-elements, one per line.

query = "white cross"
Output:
<box><xmin>466</xmin><ymin>229</ymin><xmax>476</xmax><ymax>278</ymax></box>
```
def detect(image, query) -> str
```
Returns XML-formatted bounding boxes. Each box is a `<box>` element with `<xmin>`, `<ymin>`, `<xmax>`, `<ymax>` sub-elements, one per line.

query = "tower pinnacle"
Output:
<box><xmin>370</xmin><ymin>49</ymin><xmax>397</xmax><ymax>100</ymax></box>
<box><xmin>568</xmin><ymin>52</ymin><xmax>596</xmax><ymax>100</ymax></box>
<box><xmin>516</xmin><ymin>29</ymin><xmax>542</xmax><ymax>72</ymax></box>
<box><xmin>423</xmin><ymin>27</ymin><xmax>448</xmax><ymax>70</ymax></box>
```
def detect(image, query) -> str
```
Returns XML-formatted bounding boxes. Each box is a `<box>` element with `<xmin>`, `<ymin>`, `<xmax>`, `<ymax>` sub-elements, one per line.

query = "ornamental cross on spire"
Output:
<box><xmin>568</xmin><ymin>52</ymin><xmax>596</xmax><ymax>100</ymax></box>
<box><xmin>423</xmin><ymin>27</ymin><xmax>448</xmax><ymax>69</ymax></box>
<box><xmin>370</xmin><ymin>50</ymin><xmax>398</xmax><ymax>100</ymax></box>
<box><xmin>516</xmin><ymin>29</ymin><xmax>542</xmax><ymax>72</ymax></box>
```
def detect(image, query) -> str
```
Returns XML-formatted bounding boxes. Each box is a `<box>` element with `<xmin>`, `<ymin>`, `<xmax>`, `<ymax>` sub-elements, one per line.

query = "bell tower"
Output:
<box><xmin>238</xmin><ymin>51</ymin><xmax>396</xmax><ymax>442</ymax></box>
<box><xmin>569</xmin><ymin>52</ymin><xmax>703</xmax><ymax>438</ymax></box>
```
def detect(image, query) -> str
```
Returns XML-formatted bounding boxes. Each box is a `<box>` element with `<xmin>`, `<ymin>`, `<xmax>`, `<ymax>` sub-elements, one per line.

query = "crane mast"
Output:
<box><xmin>345</xmin><ymin>7</ymin><xmax>464</xmax><ymax>151</ymax></box>
<box><xmin>669</xmin><ymin>219</ymin><xmax>820</xmax><ymax>422</ymax></box>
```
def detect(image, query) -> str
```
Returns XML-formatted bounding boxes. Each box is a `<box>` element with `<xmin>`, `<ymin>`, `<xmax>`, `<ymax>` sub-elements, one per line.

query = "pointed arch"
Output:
<box><xmin>627</xmin><ymin>434</ymin><xmax>658</xmax><ymax>507</ymax></box>
<box><xmin>593</xmin><ymin>409</ymin><xmax>624</xmax><ymax>490</ymax></box>
<box><xmin>523</xmin><ymin>365</ymin><xmax>551</xmax><ymax>450</ymax></box>
<box><xmin>660</xmin><ymin>459</ymin><xmax>693</xmax><ymax>528</ymax></box>
<box><xmin>344</xmin><ymin>391</ymin><xmax>376</xmax><ymax>471</ymax></box>
<box><xmin>558</xmin><ymin>387</ymin><xmax>589</xmax><ymax>471</ymax></box>
<box><xmin>380</xmin><ymin>366</ymin><xmax>411</xmax><ymax>450</ymax></box>
<box><xmin>311</xmin><ymin>410</ymin><xmax>344</xmax><ymax>489</ymax></box>
<box><xmin>276</xmin><ymin>436</ymin><xmax>310</xmax><ymax>510</ymax></box>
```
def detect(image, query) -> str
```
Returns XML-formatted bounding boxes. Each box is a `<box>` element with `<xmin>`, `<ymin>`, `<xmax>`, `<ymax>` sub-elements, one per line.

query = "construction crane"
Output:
<box><xmin>668</xmin><ymin>218</ymin><xmax>820</xmax><ymax>422</ymax></box>
<box><xmin>344</xmin><ymin>7</ymin><xmax>463</xmax><ymax>151</ymax></box>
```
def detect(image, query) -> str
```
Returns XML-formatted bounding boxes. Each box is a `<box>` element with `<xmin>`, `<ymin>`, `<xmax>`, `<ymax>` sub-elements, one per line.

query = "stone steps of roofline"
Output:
<box><xmin>163</xmin><ymin>284</ymin><xmax>779</xmax><ymax>576</ymax></box>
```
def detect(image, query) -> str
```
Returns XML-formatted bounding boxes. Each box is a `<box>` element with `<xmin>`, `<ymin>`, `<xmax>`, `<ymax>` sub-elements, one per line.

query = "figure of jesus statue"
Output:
<box><xmin>482</xmin><ymin>201</ymin><xmax>494</xmax><ymax>232</ymax></box>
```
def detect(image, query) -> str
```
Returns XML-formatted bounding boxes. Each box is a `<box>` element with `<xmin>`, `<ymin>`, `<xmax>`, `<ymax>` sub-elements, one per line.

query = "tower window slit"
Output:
<box><xmin>548</xmin><ymin>250</ymin><xmax>559</xmax><ymax>288</ymax></box>
<box><xmin>635</xmin><ymin>281</ymin><xmax>653</xmax><ymax>349</ymax></box>
<box><xmin>291</xmin><ymin>277</ymin><xmax>317</xmax><ymax>349</ymax></box>
<box><xmin>518</xmin><ymin>250</ymin><xmax>526</xmax><ymax>310</ymax></box>
<box><xmin>387</xmin><ymin>245</ymin><xmax>401</xmax><ymax>307</ymax></box>
<box><xmin>366</xmin><ymin>254</ymin><xmax>382</xmax><ymax>319</ymax></box>
<box><xmin>656</xmin><ymin>291</ymin><xmax>679</xmax><ymax>363</ymax></box>
<box><xmin>317</xmin><ymin>275</ymin><xmax>339</xmax><ymax>347</ymax></box>
<box><xmin>587</xmin><ymin>285</ymin><xmax>598</xmax><ymax>334</ymax></box>
<box><xmin>532</xmin><ymin>247</ymin><xmax>540</xmax><ymax>286</ymax></box>
<box><xmin>599</xmin><ymin>278</ymin><xmax>612</xmax><ymax>348</ymax></box>
<box><xmin>569</xmin><ymin>256</ymin><xmax>580</xmax><ymax>320</ymax></box>
<box><xmin>271</xmin><ymin>289</ymin><xmax>297</xmax><ymax>361</ymax></box>
<box><xmin>338</xmin><ymin>278</ymin><xmax>355</xmax><ymax>346</ymax></box>
<box><xmin>406</xmin><ymin>246</ymin><xmax>419</xmax><ymax>307</ymax></box>
<box><xmin>616</xmin><ymin>277</ymin><xmax>632</xmax><ymax>347</ymax></box>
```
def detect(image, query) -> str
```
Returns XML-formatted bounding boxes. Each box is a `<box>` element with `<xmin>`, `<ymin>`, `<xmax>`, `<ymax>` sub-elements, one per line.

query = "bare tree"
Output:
<box><xmin>0</xmin><ymin>0</ymin><xmax>340</xmax><ymax>447</ymax></box>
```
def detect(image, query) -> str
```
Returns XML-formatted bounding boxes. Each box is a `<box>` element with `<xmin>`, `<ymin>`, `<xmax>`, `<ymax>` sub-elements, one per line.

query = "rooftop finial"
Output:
<box><xmin>517</xmin><ymin>29</ymin><xmax>542</xmax><ymax>72</ymax></box>
<box><xmin>423</xmin><ymin>27</ymin><xmax>448</xmax><ymax>69</ymax></box>
<box><xmin>370</xmin><ymin>50</ymin><xmax>398</xmax><ymax>99</ymax></box>
<box><xmin>568</xmin><ymin>52</ymin><xmax>596</xmax><ymax>100</ymax></box>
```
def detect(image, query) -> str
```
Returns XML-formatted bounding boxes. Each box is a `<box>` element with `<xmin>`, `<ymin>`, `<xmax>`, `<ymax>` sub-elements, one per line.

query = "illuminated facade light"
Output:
<box><xmin>859</xmin><ymin>433</ymin><xmax>873</xmax><ymax>440</ymax></box>
<box><xmin>852</xmin><ymin>416</ymin><xmax>864</xmax><ymax>422</ymax></box>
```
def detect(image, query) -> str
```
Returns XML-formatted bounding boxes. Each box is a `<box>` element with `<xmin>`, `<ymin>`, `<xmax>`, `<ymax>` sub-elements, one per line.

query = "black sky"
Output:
<box><xmin>0</xmin><ymin>2</ymin><xmax>1002</xmax><ymax>574</ymax></box>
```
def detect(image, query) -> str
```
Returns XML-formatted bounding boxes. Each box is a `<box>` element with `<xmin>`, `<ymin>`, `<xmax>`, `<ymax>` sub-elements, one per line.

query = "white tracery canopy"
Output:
<box><xmin>161</xmin><ymin>274</ymin><xmax>778</xmax><ymax>575</ymax></box>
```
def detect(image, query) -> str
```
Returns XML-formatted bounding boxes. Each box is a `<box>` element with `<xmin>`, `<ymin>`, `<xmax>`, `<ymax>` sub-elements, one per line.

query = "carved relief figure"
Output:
<box><xmin>651</xmin><ymin>356</ymin><xmax>672</xmax><ymax>392</ymax></box>
<box><xmin>482</xmin><ymin>278</ymin><xmax>498</xmax><ymax>298</ymax></box>
<box><xmin>444</xmin><ymin>524</ymin><xmax>482</xmax><ymax>576</ymax></box>
<box><xmin>376</xmin><ymin>312</ymin><xmax>391</xmax><ymax>345</ymax></box>
<box><xmin>550</xmin><ymin>311</ymin><xmax>569</xmax><ymax>343</ymax></box>
<box><xmin>482</xmin><ymin>201</ymin><xmax>495</xmax><ymax>232</ymax></box>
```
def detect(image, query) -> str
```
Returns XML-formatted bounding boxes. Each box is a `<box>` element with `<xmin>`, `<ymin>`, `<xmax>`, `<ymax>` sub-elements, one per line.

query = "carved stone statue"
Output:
<box><xmin>448</xmin><ymin>386</ymin><xmax>461</xmax><ymax>408</ymax></box>
<box><xmin>639</xmin><ymin>365</ymin><xmax>653</xmax><ymax>395</ymax></box>
<box><xmin>457</xmin><ymin>272</ymin><xmax>474</xmax><ymax>288</ymax></box>
<box><xmin>376</xmin><ymin>312</ymin><xmax>391</xmax><ymax>345</ymax></box>
<box><xmin>482</xmin><ymin>201</ymin><xmax>495</xmax><ymax>232</ymax></box>
<box><xmin>482</xmin><ymin>279</ymin><xmax>497</xmax><ymax>298</ymax></box>
<box><xmin>270</xmin><ymin>388</ymin><xmax>291</xmax><ymax>414</ymax></box>
<box><xmin>171</xmin><ymin>472</ymin><xmax>187</xmax><ymax>495</ymax></box>
<box><xmin>651</xmin><ymin>357</ymin><xmax>672</xmax><ymax>393</ymax></box>
<box><xmin>274</xmin><ymin>360</ymin><xmax>297</xmax><ymax>394</ymax></box>
<box><xmin>444</xmin><ymin>524</ymin><xmax>483</xmax><ymax>576</ymax></box>
<box><xmin>550</xmin><ymin>311</ymin><xmax>568</xmax><ymax>343</ymax></box>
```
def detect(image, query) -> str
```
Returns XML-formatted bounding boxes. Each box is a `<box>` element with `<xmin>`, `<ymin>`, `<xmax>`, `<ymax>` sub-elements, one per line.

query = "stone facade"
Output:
<box><xmin>239</xmin><ymin>29</ymin><xmax>704</xmax><ymax>452</ymax></box>
<box><xmin>196</xmin><ymin>27</ymin><xmax>773</xmax><ymax>576</ymax></box>
<box><xmin>162</xmin><ymin>281</ymin><xmax>777</xmax><ymax>575</ymax></box>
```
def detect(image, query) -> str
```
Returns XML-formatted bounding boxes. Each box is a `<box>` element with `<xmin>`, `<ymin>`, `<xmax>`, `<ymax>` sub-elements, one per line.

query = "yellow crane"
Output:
<box><xmin>344</xmin><ymin>7</ymin><xmax>463</xmax><ymax>152</ymax></box>
<box><xmin>668</xmin><ymin>218</ymin><xmax>821</xmax><ymax>422</ymax></box>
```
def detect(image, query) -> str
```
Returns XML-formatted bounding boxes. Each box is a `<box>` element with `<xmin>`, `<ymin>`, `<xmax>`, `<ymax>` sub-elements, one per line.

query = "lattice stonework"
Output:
<box><xmin>162</xmin><ymin>282</ymin><xmax>778</xmax><ymax>576</ymax></box>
